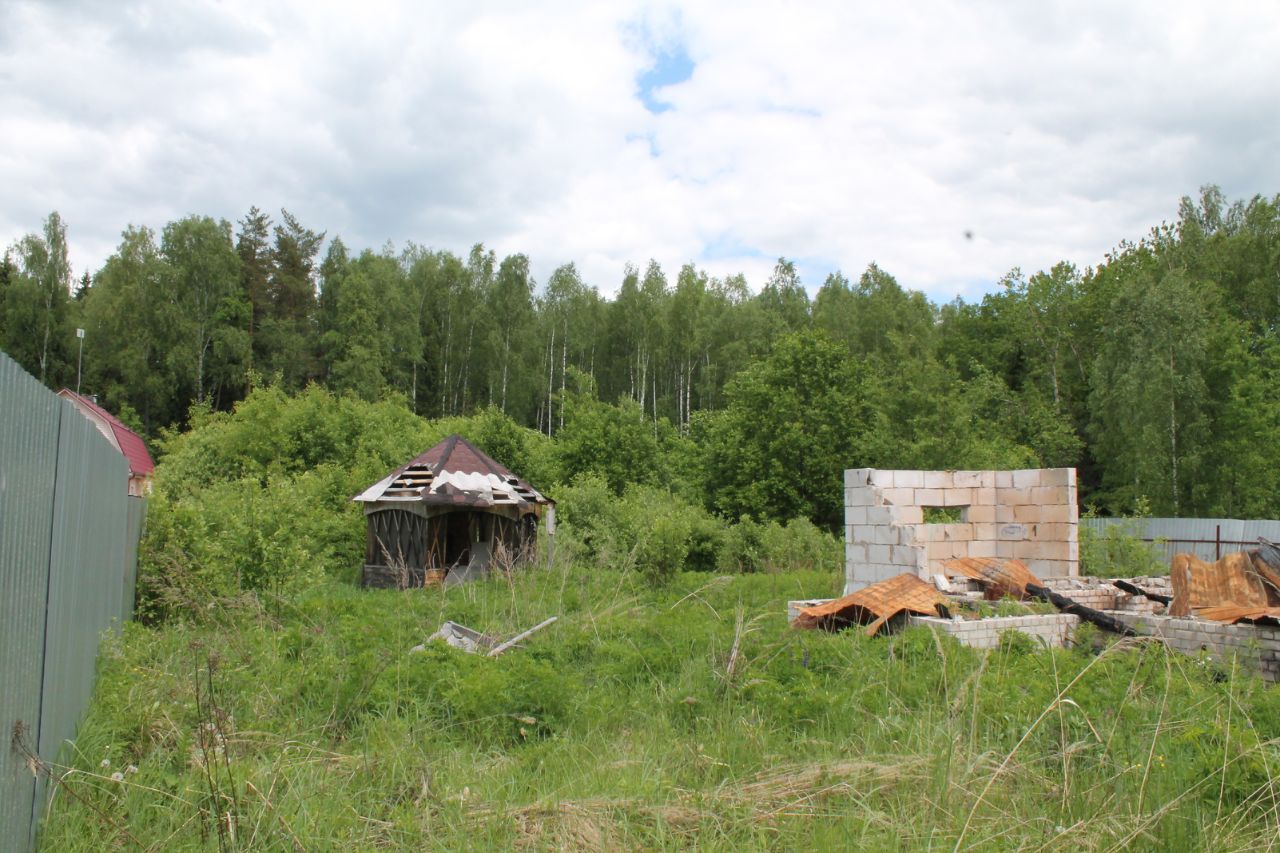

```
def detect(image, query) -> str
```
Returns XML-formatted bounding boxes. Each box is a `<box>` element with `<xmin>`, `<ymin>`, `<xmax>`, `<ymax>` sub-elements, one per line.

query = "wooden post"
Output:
<box><xmin>487</xmin><ymin>617</ymin><xmax>558</xmax><ymax>657</ymax></box>
<box><xmin>1026</xmin><ymin>583</ymin><xmax>1137</xmax><ymax>636</ymax></box>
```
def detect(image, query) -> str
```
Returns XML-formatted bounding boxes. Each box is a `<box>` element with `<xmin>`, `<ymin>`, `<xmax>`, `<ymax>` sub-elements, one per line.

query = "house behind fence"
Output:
<box><xmin>0</xmin><ymin>352</ymin><xmax>146</xmax><ymax>853</ymax></box>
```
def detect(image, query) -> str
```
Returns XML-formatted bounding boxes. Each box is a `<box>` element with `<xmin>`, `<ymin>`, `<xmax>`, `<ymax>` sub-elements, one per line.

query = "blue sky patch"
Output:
<box><xmin>636</xmin><ymin>42</ymin><xmax>694</xmax><ymax>114</ymax></box>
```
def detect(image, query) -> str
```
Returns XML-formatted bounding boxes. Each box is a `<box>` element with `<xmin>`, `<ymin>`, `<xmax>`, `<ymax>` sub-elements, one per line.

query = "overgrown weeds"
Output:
<box><xmin>38</xmin><ymin>561</ymin><xmax>1280</xmax><ymax>850</ymax></box>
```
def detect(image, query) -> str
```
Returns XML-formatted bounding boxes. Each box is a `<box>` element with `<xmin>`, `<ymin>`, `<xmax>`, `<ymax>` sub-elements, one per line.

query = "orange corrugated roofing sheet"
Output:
<box><xmin>792</xmin><ymin>573</ymin><xmax>949</xmax><ymax>636</ymax></box>
<box><xmin>942</xmin><ymin>557</ymin><xmax>1040</xmax><ymax>600</ymax></box>
<box><xmin>1169</xmin><ymin>551</ymin><xmax>1280</xmax><ymax>618</ymax></box>
<box><xmin>1194</xmin><ymin>605</ymin><xmax>1280</xmax><ymax>626</ymax></box>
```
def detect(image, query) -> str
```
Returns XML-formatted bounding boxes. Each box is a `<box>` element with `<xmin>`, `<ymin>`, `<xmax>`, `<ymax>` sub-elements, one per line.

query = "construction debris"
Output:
<box><xmin>1169</xmin><ymin>544</ymin><xmax>1280</xmax><ymax>618</ymax></box>
<box><xmin>791</xmin><ymin>573</ymin><xmax>949</xmax><ymax>636</ymax></box>
<box><xmin>1111</xmin><ymin>578</ymin><xmax>1172</xmax><ymax>606</ymax></box>
<box><xmin>412</xmin><ymin>616</ymin><xmax>558</xmax><ymax>656</ymax></box>
<box><xmin>941</xmin><ymin>556</ymin><xmax>1039</xmax><ymax>600</ymax></box>
<box><xmin>1025</xmin><ymin>582</ymin><xmax>1137</xmax><ymax>636</ymax></box>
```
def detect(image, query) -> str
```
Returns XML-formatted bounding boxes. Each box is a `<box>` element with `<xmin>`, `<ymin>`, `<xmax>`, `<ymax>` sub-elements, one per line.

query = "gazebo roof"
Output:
<box><xmin>353</xmin><ymin>434</ymin><xmax>552</xmax><ymax>511</ymax></box>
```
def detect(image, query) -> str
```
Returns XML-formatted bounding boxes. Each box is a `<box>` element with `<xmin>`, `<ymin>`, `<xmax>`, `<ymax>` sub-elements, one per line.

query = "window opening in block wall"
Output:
<box><xmin>922</xmin><ymin>506</ymin><xmax>967</xmax><ymax>524</ymax></box>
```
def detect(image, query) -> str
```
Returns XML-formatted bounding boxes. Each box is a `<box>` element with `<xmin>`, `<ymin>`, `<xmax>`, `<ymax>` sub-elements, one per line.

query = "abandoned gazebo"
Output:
<box><xmin>353</xmin><ymin>435</ymin><xmax>555</xmax><ymax>588</ymax></box>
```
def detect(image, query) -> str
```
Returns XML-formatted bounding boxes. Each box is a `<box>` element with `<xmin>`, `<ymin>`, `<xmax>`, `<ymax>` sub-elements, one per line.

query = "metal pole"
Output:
<box><xmin>75</xmin><ymin>328</ymin><xmax>85</xmax><ymax>394</ymax></box>
<box><xmin>1215</xmin><ymin>524</ymin><xmax>1221</xmax><ymax>560</ymax></box>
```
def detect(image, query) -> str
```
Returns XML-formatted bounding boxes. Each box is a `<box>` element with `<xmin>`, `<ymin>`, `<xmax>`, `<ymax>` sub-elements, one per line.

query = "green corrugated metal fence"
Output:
<box><xmin>0</xmin><ymin>352</ymin><xmax>145</xmax><ymax>852</ymax></box>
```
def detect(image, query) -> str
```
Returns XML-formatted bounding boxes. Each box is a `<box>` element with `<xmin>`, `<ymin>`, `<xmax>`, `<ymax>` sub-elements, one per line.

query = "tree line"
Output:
<box><xmin>3</xmin><ymin>186</ymin><xmax>1280</xmax><ymax>520</ymax></box>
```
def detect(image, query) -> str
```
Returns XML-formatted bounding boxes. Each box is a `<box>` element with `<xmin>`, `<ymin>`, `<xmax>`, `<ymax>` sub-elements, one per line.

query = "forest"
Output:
<box><xmin>4</xmin><ymin>186</ymin><xmax>1280</xmax><ymax>520</ymax></box>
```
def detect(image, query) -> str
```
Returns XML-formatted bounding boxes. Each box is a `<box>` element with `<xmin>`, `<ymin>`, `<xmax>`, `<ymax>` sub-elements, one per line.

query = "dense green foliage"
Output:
<box><xmin>139</xmin><ymin>386</ymin><xmax>840</xmax><ymax>616</ymax></box>
<box><xmin>39</xmin><ymin>565</ymin><xmax>1280</xmax><ymax>850</ymax></box>
<box><xmin>5</xmin><ymin>187</ymin><xmax>1280</xmax><ymax>516</ymax></box>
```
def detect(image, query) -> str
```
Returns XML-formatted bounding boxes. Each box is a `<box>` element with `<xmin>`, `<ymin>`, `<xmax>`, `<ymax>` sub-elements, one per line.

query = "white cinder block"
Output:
<box><xmin>897</xmin><ymin>526</ymin><xmax>920</xmax><ymax>546</ymax></box>
<box><xmin>845</xmin><ymin>486</ymin><xmax>875</xmax><ymax>507</ymax></box>
<box><xmin>952</xmin><ymin>471</ymin><xmax>983</xmax><ymax>488</ymax></box>
<box><xmin>880</xmin><ymin>484</ymin><xmax>911</xmax><ymax>504</ymax></box>
<box><xmin>916</xmin><ymin>488</ymin><xmax>943</xmax><ymax>505</ymax></box>
<box><xmin>944</xmin><ymin>488</ymin><xmax>973</xmax><ymax>507</ymax></box>
<box><xmin>845</xmin><ymin>542</ymin><xmax>867</xmax><ymax>563</ymax></box>
<box><xmin>966</xmin><ymin>504</ymin><xmax>995</xmax><ymax>523</ymax></box>
<box><xmin>923</xmin><ymin>471</ymin><xmax>949</xmax><ymax>490</ymax></box>
<box><xmin>974</xmin><ymin>488</ymin><xmax>997</xmax><ymax>505</ymax></box>
<box><xmin>995</xmin><ymin>471</ymin><xmax>1013</xmax><ymax>488</ymax></box>
<box><xmin>894</xmin><ymin>470</ymin><xmax>924</xmax><ymax>488</ymax></box>
<box><xmin>852</xmin><ymin>524</ymin><xmax>876</xmax><ymax>543</ymax></box>
<box><xmin>1039</xmin><ymin>504</ymin><xmax>1071</xmax><ymax>524</ymax></box>
<box><xmin>1031</xmin><ymin>486</ymin><xmax>1063</xmax><ymax>506</ymax></box>
<box><xmin>943</xmin><ymin>523</ymin><xmax>973</xmax><ymax>541</ymax></box>
<box><xmin>1037</xmin><ymin>523</ymin><xmax>1070</xmax><ymax>542</ymax></box>
<box><xmin>1012</xmin><ymin>469</ymin><xmax>1042</xmax><ymax>489</ymax></box>
<box><xmin>926</xmin><ymin>540</ymin><xmax>953</xmax><ymax>562</ymax></box>
<box><xmin>865</xmin><ymin>506</ymin><xmax>895</xmax><ymax>525</ymax></box>
<box><xmin>846</xmin><ymin>505</ymin><xmax>868</xmax><ymax>526</ymax></box>
<box><xmin>868</xmin><ymin>469</ymin><xmax>894</xmax><ymax>487</ymax></box>
<box><xmin>893</xmin><ymin>506</ymin><xmax>924</xmax><ymax>525</ymax></box>
<box><xmin>969</xmin><ymin>540</ymin><xmax>997</xmax><ymax>558</ymax></box>
<box><xmin>1014</xmin><ymin>505</ymin><xmax>1041</xmax><ymax>523</ymax></box>
<box><xmin>881</xmin><ymin>488</ymin><xmax>915</xmax><ymax>506</ymax></box>
<box><xmin>1039</xmin><ymin>468</ymin><xmax>1074</xmax><ymax>486</ymax></box>
<box><xmin>867</xmin><ymin>544</ymin><xmax>892</xmax><ymax>563</ymax></box>
<box><xmin>971</xmin><ymin>523</ymin><xmax>998</xmax><ymax>541</ymax></box>
<box><xmin>845</xmin><ymin>468</ymin><xmax>873</xmax><ymax>488</ymax></box>
<box><xmin>872</xmin><ymin>525</ymin><xmax>897</xmax><ymax>546</ymax></box>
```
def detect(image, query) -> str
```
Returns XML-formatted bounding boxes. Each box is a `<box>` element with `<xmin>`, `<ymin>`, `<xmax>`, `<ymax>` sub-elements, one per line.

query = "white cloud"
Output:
<box><xmin>1</xmin><ymin>0</ymin><xmax>1278</xmax><ymax>302</ymax></box>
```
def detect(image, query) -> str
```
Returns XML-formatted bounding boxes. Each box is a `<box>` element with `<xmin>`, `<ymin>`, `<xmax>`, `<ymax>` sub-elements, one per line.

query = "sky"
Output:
<box><xmin>2</xmin><ymin>1</ymin><xmax>1278</xmax><ymax>302</ymax></box>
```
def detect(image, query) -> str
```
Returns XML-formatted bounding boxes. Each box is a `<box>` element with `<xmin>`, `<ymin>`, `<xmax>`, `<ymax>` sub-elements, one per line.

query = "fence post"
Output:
<box><xmin>1216</xmin><ymin>524</ymin><xmax>1221</xmax><ymax>560</ymax></box>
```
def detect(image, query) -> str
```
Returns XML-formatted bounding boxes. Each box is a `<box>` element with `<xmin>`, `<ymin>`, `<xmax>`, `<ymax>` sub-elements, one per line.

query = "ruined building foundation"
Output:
<box><xmin>844</xmin><ymin>468</ymin><xmax>1079</xmax><ymax>595</ymax></box>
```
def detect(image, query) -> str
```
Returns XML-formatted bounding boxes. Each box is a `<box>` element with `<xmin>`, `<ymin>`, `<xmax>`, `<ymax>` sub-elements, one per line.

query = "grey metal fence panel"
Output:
<box><xmin>34</xmin><ymin>403</ymin><xmax>128</xmax><ymax>816</ymax></box>
<box><xmin>122</xmin><ymin>497</ymin><xmax>147</xmax><ymax>620</ymax></box>
<box><xmin>0</xmin><ymin>354</ymin><xmax>61</xmax><ymax>853</ymax></box>
<box><xmin>0</xmin><ymin>351</ymin><xmax>142</xmax><ymax>853</ymax></box>
<box><xmin>1081</xmin><ymin>517</ymin><xmax>1280</xmax><ymax>565</ymax></box>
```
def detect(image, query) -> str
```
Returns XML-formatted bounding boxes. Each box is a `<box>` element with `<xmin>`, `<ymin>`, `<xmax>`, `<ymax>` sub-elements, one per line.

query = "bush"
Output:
<box><xmin>718</xmin><ymin>516</ymin><xmax>841</xmax><ymax>573</ymax></box>
<box><xmin>1079</xmin><ymin>515</ymin><xmax>1165</xmax><ymax>577</ymax></box>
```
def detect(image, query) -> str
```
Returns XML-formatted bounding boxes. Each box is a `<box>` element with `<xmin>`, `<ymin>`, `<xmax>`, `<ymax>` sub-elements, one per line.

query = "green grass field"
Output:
<box><xmin>37</xmin><ymin>561</ymin><xmax>1280</xmax><ymax>851</ymax></box>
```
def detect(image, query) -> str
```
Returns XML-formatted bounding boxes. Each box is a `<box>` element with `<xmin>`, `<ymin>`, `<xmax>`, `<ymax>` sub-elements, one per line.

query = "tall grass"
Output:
<box><xmin>37</xmin><ymin>559</ymin><xmax>1280</xmax><ymax>851</ymax></box>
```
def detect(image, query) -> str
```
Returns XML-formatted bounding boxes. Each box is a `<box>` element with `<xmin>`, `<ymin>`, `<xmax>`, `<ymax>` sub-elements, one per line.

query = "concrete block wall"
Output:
<box><xmin>908</xmin><ymin>614</ymin><xmax>1081</xmax><ymax>649</ymax></box>
<box><xmin>1111</xmin><ymin>613</ymin><xmax>1280</xmax><ymax>683</ymax></box>
<box><xmin>845</xmin><ymin>468</ymin><xmax>1078</xmax><ymax>593</ymax></box>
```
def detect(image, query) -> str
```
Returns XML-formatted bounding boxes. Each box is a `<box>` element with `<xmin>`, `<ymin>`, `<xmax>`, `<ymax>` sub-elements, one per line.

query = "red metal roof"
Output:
<box><xmin>411</xmin><ymin>433</ymin><xmax>513</xmax><ymax>479</ymax></box>
<box><xmin>58</xmin><ymin>389</ymin><xmax>155</xmax><ymax>477</ymax></box>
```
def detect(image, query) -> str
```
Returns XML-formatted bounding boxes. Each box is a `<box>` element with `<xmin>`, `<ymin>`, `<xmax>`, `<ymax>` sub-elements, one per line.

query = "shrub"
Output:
<box><xmin>718</xmin><ymin>516</ymin><xmax>841</xmax><ymax>573</ymax></box>
<box><xmin>1079</xmin><ymin>515</ymin><xmax>1165</xmax><ymax>577</ymax></box>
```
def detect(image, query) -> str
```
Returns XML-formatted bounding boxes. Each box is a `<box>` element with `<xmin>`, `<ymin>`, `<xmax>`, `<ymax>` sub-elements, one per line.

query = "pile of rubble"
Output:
<box><xmin>791</xmin><ymin>539</ymin><xmax>1280</xmax><ymax>680</ymax></box>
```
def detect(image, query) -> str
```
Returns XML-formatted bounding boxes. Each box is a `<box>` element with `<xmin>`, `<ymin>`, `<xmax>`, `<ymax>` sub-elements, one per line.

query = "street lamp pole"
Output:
<box><xmin>76</xmin><ymin>328</ymin><xmax>85</xmax><ymax>394</ymax></box>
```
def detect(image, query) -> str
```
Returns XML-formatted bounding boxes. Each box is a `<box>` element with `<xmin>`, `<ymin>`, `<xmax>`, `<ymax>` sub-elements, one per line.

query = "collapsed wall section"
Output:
<box><xmin>844</xmin><ymin>468</ymin><xmax>1078</xmax><ymax>594</ymax></box>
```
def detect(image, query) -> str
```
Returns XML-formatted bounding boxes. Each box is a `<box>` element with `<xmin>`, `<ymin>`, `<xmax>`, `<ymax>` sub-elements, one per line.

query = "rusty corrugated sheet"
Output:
<box><xmin>1193</xmin><ymin>605</ymin><xmax>1280</xmax><ymax>626</ymax></box>
<box><xmin>942</xmin><ymin>556</ymin><xmax>1040</xmax><ymax>600</ymax></box>
<box><xmin>792</xmin><ymin>573</ymin><xmax>949</xmax><ymax>636</ymax></box>
<box><xmin>1169</xmin><ymin>551</ymin><xmax>1280</xmax><ymax>617</ymax></box>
